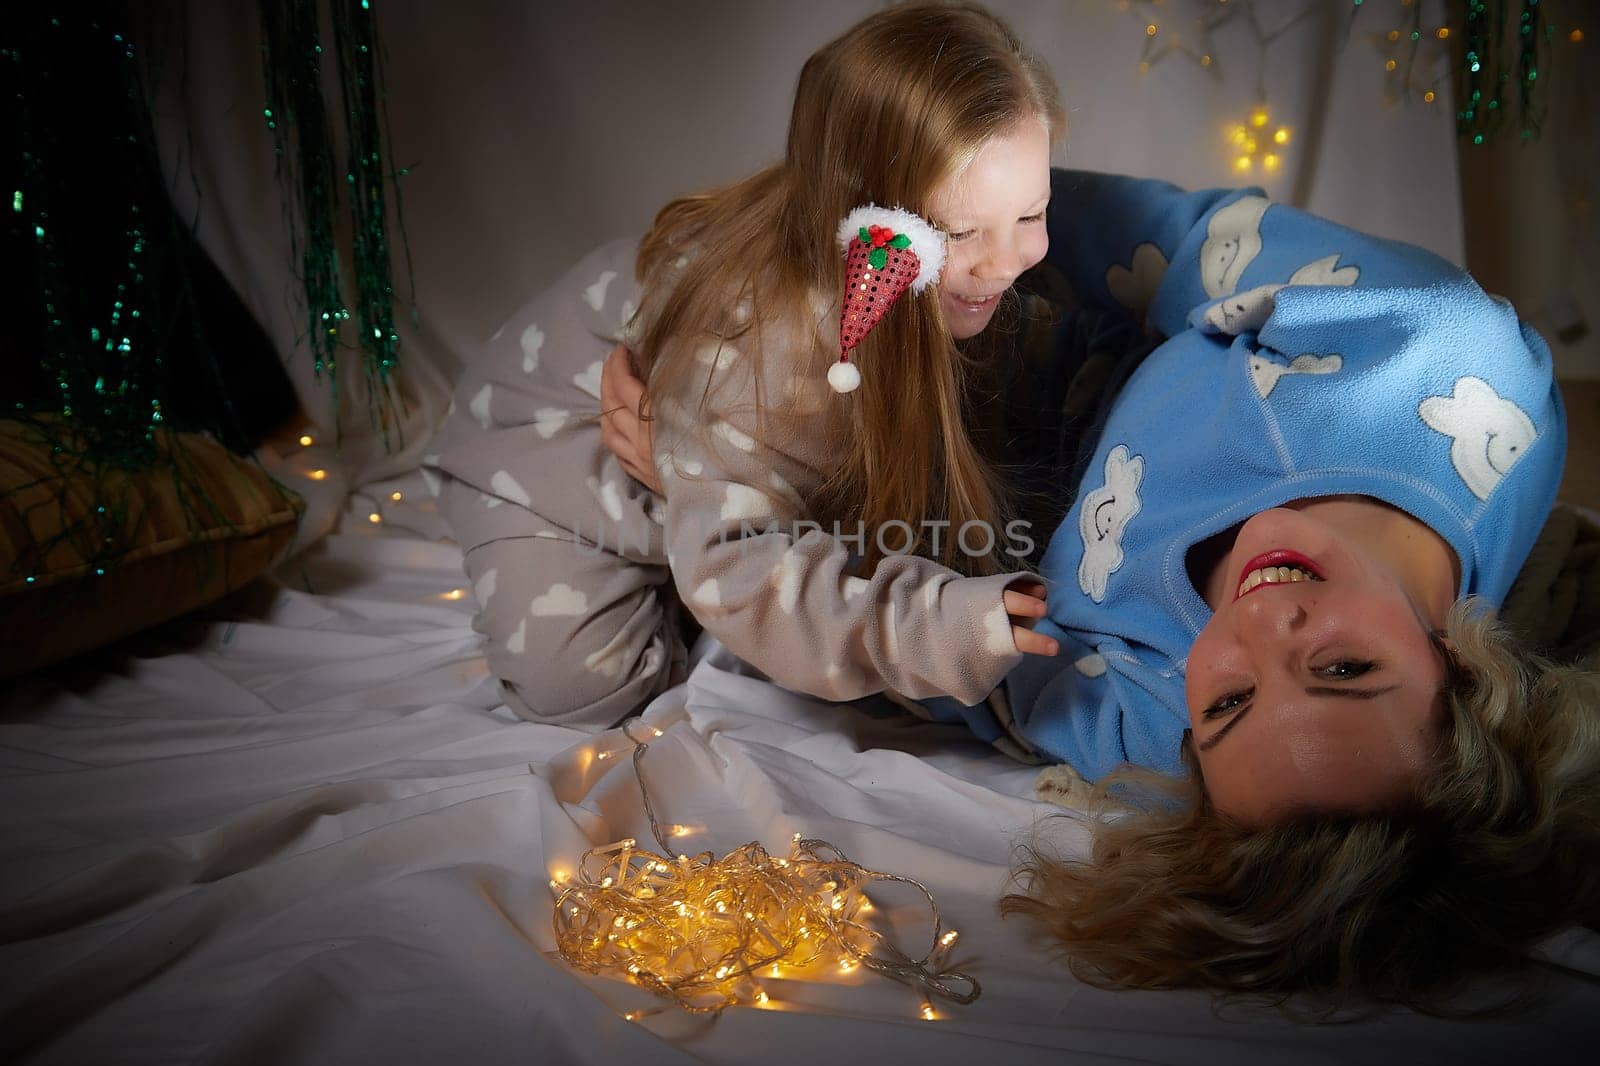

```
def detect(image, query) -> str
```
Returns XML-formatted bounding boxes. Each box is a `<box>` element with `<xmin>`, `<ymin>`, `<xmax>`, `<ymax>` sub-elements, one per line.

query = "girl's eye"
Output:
<box><xmin>1315</xmin><ymin>659</ymin><xmax>1377</xmax><ymax>680</ymax></box>
<box><xmin>945</xmin><ymin>229</ymin><xmax>975</xmax><ymax>242</ymax></box>
<box><xmin>1203</xmin><ymin>689</ymin><xmax>1252</xmax><ymax>720</ymax></box>
<box><xmin>1020</xmin><ymin>212</ymin><xmax>1045</xmax><ymax>223</ymax></box>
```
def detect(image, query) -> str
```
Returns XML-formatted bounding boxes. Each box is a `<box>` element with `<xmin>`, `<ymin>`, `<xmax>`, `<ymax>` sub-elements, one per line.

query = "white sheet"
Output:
<box><xmin>4</xmin><ymin>467</ymin><xmax>1598</xmax><ymax>1065</ymax></box>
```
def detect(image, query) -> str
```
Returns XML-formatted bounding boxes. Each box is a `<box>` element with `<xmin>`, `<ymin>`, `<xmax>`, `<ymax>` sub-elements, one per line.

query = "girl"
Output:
<box><xmin>425</xmin><ymin>2</ymin><xmax>1067</xmax><ymax>729</ymax></box>
<box><xmin>609</xmin><ymin>168</ymin><xmax>1600</xmax><ymax>1013</ymax></box>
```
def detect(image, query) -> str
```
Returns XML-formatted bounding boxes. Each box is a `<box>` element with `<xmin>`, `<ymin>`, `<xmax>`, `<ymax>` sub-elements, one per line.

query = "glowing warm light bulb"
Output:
<box><xmin>1570</xmin><ymin>29</ymin><xmax>1583</xmax><ymax>43</ymax></box>
<box><xmin>1263</xmin><ymin>153</ymin><xmax>1281</xmax><ymax>173</ymax></box>
<box><xmin>754</xmin><ymin>991</ymin><xmax>769</xmax><ymax>1005</ymax></box>
<box><xmin>298</xmin><ymin>434</ymin><xmax>314</xmax><ymax>447</ymax></box>
<box><xmin>940</xmin><ymin>930</ymin><xmax>960</xmax><ymax>947</ymax></box>
<box><xmin>623</xmin><ymin>1012</ymin><xmax>639</xmax><ymax>1022</ymax></box>
<box><xmin>390</xmin><ymin>490</ymin><xmax>403</xmax><ymax>502</ymax></box>
<box><xmin>1273</xmin><ymin>127</ymin><xmax>1290</xmax><ymax>145</ymax></box>
<box><xmin>1200</xmin><ymin>54</ymin><xmax>1212</xmax><ymax>67</ymax></box>
<box><xmin>1385</xmin><ymin>59</ymin><xmax>1397</xmax><ymax>71</ymax></box>
<box><xmin>921</xmin><ymin>1003</ymin><xmax>937</xmax><ymax>1021</ymax></box>
<box><xmin>597</xmin><ymin>750</ymin><xmax>613</xmax><ymax>760</ymax></box>
<box><xmin>1145</xmin><ymin>23</ymin><xmax>1157</xmax><ymax>36</ymax></box>
<box><xmin>1424</xmin><ymin>90</ymin><xmax>1437</xmax><ymax>103</ymax></box>
<box><xmin>1234</xmin><ymin>156</ymin><xmax>1253</xmax><ymax>172</ymax></box>
<box><xmin>368</xmin><ymin>512</ymin><xmax>382</xmax><ymax>524</ymax></box>
<box><xmin>1250</xmin><ymin>106</ymin><xmax>1269</xmax><ymax>128</ymax></box>
<box><xmin>441</xmin><ymin>588</ymin><xmax>466</xmax><ymax>601</ymax></box>
<box><xmin>1436</xmin><ymin>27</ymin><xmax>1449</xmax><ymax>39</ymax></box>
<box><xmin>308</xmin><ymin>469</ymin><xmax>328</xmax><ymax>481</ymax></box>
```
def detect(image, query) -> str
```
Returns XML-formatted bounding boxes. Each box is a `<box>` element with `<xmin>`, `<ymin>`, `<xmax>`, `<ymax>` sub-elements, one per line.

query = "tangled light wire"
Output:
<box><xmin>550</xmin><ymin>719</ymin><xmax>981</xmax><ymax>1020</ymax></box>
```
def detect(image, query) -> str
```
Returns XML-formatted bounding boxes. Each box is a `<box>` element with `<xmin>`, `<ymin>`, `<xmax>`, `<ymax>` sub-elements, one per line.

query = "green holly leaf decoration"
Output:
<box><xmin>869</xmin><ymin>246</ymin><xmax>887</xmax><ymax>270</ymax></box>
<box><xmin>858</xmin><ymin>226</ymin><xmax>872</xmax><ymax>244</ymax></box>
<box><xmin>890</xmin><ymin>233</ymin><xmax>911</xmax><ymax>249</ymax></box>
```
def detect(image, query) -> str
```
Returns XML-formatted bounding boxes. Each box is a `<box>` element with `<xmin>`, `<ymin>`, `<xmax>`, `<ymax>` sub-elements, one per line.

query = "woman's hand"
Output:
<box><xmin>1004</xmin><ymin>579</ymin><xmax>1058</xmax><ymax>656</ymax></box>
<box><xmin>599</xmin><ymin>342</ymin><xmax>663</xmax><ymax>495</ymax></box>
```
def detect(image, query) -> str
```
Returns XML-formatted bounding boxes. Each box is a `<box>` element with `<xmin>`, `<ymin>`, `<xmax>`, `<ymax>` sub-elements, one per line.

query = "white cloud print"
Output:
<box><xmin>530</xmin><ymin>582</ymin><xmax>588</xmax><ymax>616</ymax></box>
<box><xmin>1077</xmin><ymin>445</ymin><xmax>1144</xmax><ymax>604</ymax></box>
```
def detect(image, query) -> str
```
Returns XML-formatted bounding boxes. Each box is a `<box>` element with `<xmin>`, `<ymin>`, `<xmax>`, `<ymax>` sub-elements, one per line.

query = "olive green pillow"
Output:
<box><xmin>0</xmin><ymin>420</ymin><xmax>304</xmax><ymax>680</ymax></box>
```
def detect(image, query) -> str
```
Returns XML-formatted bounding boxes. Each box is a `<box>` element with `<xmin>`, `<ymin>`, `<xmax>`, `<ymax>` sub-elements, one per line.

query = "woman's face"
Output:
<box><xmin>926</xmin><ymin>118</ymin><xmax>1052</xmax><ymax>340</ymax></box>
<box><xmin>1184</xmin><ymin>505</ymin><xmax>1452</xmax><ymax>824</ymax></box>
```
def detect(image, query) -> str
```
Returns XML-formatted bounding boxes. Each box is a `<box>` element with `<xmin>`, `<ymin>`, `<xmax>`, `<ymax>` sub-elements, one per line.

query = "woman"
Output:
<box><xmin>603</xmin><ymin>168</ymin><xmax>1600</xmax><ymax>1011</ymax></box>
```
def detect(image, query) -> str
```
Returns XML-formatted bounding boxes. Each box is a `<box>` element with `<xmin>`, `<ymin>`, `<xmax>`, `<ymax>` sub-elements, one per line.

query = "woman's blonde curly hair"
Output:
<box><xmin>1003</xmin><ymin>598</ymin><xmax>1600</xmax><ymax>1016</ymax></box>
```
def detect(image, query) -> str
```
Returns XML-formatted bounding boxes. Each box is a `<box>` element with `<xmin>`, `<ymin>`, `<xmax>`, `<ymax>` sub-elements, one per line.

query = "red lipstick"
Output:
<box><xmin>1234</xmin><ymin>549</ymin><xmax>1323</xmax><ymax>601</ymax></box>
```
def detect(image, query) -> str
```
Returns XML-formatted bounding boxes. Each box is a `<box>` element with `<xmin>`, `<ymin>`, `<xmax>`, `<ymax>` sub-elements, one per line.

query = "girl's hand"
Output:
<box><xmin>1004</xmin><ymin>579</ymin><xmax>1058</xmax><ymax>656</ymax></box>
<box><xmin>599</xmin><ymin>343</ymin><xmax>663</xmax><ymax>495</ymax></box>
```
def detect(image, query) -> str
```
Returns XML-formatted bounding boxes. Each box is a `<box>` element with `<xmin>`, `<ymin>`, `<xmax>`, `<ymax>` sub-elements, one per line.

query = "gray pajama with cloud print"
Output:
<box><xmin>423</xmin><ymin>238</ymin><xmax>1042</xmax><ymax>731</ymax></box>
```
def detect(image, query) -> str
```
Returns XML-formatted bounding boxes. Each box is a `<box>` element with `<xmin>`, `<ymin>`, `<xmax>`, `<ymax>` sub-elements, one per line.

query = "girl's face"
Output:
<box><xmin>1184</xmin><ymin>503</ymin><xmax>1455</xmax><ymax>824</ymax></box>
<box><xmin>926</xmin><ymin>118</ymin><xmax>1052</xmax><ymax>340</ymax></box>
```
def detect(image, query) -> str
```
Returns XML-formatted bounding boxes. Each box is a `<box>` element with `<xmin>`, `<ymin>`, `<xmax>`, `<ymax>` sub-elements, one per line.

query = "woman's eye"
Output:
<box><xmin>1315</xmin><ymin>659</ymin><xmax>1377</xmax><ymax>680</ymax></box>
<box><xmin>1203</xmin><ymin>689</ymin><xmax>1252</xmax><ymax>719</ymax></box>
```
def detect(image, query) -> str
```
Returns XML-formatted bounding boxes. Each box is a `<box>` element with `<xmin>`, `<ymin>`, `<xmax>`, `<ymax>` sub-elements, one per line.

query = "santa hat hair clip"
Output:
<box><xmin>830</xmin><ymin>204</ymin><xmax>946</xmax><ymax>393</ymax></box>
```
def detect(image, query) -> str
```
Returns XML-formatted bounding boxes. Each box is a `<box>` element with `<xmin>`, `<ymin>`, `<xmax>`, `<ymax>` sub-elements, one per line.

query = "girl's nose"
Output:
<box><xmin>974</xmin><ymin>239</ymin><xmax>1024</xmax><ymax>284</ymax></box>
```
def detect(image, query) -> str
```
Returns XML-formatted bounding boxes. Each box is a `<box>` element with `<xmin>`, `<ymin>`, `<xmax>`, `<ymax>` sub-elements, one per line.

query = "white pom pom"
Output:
<box><xmin>827</xmin><ymin>361</ymin><xmax>861</xmax><ymax>394</ymax></box>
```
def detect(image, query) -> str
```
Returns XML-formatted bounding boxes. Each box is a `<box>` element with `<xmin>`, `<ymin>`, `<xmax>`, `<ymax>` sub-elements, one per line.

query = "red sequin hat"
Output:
<box><xmin>830</xmin><ymin>205</ymin><xmax>946</xmax><ymax>394</ymax></box>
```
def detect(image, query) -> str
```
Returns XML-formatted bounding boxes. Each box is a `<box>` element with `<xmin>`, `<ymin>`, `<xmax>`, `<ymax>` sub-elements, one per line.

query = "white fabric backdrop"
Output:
<box><xmin>142</xmin><ymin>0</ymin><xmax>1463</xmax><ymax>482</ymax></box>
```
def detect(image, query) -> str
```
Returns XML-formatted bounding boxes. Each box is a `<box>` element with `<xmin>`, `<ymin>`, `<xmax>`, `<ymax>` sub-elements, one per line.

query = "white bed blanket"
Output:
<box><xmin>4</xmin><ymin>471</ymin><xmax>1598</xmax><ymax>1065</ymax></box>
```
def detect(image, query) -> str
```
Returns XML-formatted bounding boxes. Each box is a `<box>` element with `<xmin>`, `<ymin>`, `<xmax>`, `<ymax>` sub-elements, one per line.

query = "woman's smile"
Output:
<box><xmin>1234</xmin><ymin>549</ymin><xmax>1324</xmax><ymax>601</ymax></box>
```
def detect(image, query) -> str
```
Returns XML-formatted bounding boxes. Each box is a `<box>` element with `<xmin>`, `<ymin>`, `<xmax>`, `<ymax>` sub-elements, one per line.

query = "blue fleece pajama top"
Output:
<box><xmin>918</xmin><ymin>169</ymin><xmax>1567</xmax><ymax>782</ymax></box>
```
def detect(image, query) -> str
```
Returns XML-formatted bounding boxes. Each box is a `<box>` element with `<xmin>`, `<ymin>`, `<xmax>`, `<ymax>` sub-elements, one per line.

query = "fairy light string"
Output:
<box><xmin>551</xmin><ymin>720</ymin><xmax>980</xmax><ymax>1019</ymax></box>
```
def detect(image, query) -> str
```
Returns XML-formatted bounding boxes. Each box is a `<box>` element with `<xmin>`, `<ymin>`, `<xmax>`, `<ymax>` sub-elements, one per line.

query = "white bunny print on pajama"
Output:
<box><xmin>916</xmin><ymin>169</ymin><xmax>1565</xmax><ymax>782</ymax></box>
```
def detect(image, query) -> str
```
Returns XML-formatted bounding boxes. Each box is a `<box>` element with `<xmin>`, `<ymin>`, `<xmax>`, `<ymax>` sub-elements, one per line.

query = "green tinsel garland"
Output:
<box><xmin>1350</xmin><ymin>0</ymin><xmax>1554</xmax><ymax>144</ymax></box>
<box><xmin>1458</xmin><ymin>0</ymin><xmax>1552</xmax><ymax>144</ymax></box>
<box><xmin>4</xmin><ymin>9</ymin><xmax>269</xmax><ymax>593</ymax></box>
<box><xmin>258</xmin><ymin>0</ymin><xmax>416</xmax><ymax>449</ymax></box>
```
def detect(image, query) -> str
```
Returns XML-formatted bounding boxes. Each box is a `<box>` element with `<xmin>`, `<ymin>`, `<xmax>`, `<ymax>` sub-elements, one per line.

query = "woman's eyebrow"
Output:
<box><xmin>1303</xmin><ymin>684</ymin><xmax>1402</xmax><ymax>700</ymax></box>
<box><xmin>1199</xmin><ymin>682</ymin><xmax>1405</xmax><ymax>752</ymax></box>
<box><xmin>1198</xmin><ymin>702</ymin><xmax>1252</xmax><ymax>751</ymax></box>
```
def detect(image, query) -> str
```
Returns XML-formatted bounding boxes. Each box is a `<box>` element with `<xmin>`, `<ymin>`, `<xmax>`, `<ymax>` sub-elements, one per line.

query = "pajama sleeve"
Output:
<box><xmin>1043</xmin><ymin>168</ymin><xmax>1260</xmax><ymax>336</ymax></box>
<box><xmin>650</xmin><ymin>327</ymin><xmax>1045</xmax><ymax>707</ymax></box>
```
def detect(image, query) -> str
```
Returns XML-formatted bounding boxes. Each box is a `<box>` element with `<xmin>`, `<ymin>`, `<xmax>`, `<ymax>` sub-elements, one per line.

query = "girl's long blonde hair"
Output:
<box><xmin>1004</xmin><ymin>599</ymin><xmax>1600</xmax><ymax>1016</ymax></box>
<box><xmin>633</xmin><ymin>1</ymin><xmax>1065</xmax><ymax>578</ymax></box>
